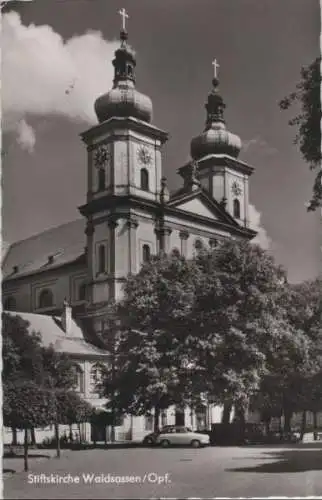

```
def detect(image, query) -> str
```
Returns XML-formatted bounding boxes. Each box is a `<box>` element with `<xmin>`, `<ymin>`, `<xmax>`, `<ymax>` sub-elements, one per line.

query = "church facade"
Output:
<box><xmin>2</xmin><ymin>16</ymin><xmax>259</xmax><ymax>443</ymax></box>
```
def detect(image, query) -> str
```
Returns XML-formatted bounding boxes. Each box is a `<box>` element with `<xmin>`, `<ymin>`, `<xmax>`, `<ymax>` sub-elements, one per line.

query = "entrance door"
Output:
<box><xmin>175</xmin><ymin>409</ymin><xmax>185</xmax><ymax>426</ymax></box>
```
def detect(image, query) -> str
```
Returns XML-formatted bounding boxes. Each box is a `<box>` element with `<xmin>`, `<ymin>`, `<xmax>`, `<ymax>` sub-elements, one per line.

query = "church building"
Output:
<box><xmin>2</xmin><ymin>10</ymin><xmax>257</xmax><ymax>443</ymax></box>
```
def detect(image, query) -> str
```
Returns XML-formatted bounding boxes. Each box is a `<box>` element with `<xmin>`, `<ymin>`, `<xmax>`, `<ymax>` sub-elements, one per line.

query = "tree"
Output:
<box><xmin>3</xmin><ymin>381</ymin><xmax>56</xmax><ymax>471</ymax></box>
<box><xmin>280</xmin><ymin>57</ymin><xmax>321</xmax><ymax>211</ymax></box>
<box><xmin>55</xmin><ymin>390</ymin><xmax>93</xmax><ymax>448</ymax></box>
<box><xmin>105</xmin><ymin>240</ymin><xmax>296</xmax><ymax>430</ymax></box>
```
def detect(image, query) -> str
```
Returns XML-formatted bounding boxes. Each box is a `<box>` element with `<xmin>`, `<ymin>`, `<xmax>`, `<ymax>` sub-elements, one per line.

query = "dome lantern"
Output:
<box><xmin>190</xmin><ymin>61</ymin><xmax>242</xmax><ymax>160</ymax></box>
<box><xmin>94</xmin><ymin>8</ymin><xmax>153</xmax><ymax>124</ymax></box>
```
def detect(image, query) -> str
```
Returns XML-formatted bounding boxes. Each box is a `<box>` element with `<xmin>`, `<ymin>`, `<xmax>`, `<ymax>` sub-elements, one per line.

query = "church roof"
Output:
<box><xmin>5</xmin><ymin>310</ymin><xmax>109</xmax><ymax>358</ymax></box>
<box><xmin>2</xmin><ymin>219</ymin><xmax>86</xmax><ymax>281</ymax></box>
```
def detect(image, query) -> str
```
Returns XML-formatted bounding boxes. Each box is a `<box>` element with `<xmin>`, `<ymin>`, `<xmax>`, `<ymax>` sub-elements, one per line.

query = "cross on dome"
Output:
<box><xmin>118</xmin><ymin>7</ymin><xmax>129</xmax><ymax>31</ymax></box>
<box><xmin>212</xmin><ymin>59</ymin><xmax>220</xmax><ymax>79</ymax></box>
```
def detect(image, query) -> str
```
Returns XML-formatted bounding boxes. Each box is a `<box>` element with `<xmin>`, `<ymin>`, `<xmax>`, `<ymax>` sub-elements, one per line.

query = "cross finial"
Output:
<box><xmin>119</xmin><ymin>7</ymin><xmax>129</xmax><ymax>31</ymax></box>
<box><xmin>212</xmin><ymin>58</ymin><xmax>220</xmax><ymax>79</ymax></box>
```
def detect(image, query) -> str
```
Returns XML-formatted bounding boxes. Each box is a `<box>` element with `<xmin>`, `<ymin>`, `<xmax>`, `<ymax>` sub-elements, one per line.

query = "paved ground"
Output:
<box><xmin>3</xmin><ymin>443</ymin><xmax>322</xmax><ymax>499</ymax></box>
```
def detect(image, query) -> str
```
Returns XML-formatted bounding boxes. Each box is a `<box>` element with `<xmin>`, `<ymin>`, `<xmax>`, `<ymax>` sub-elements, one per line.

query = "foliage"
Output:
<box><xmin>55</xmin><ymin>390</ymin><xmax>93</xmax><ymax>424</ymax></box>
<box><xmin>103</xmin><ymin>240</ymin><xmax>303</xmax><ymax>424</ymax></box>
<box><xmin>3</xmin><ymin>380</ymin><xmax>55</xmax><ymax>429</ymax></box>
<box><xmin>280</xmin><ymin>57</ymin><xmax>322</xmax><ymax>211</ymax></box>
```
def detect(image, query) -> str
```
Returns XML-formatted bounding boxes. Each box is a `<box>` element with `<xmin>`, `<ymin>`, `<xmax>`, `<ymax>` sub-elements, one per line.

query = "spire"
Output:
<box><xmin>112</xmin><ymin>8</ymin><xmax>136</xmax><ymax>87</ymax></box>
<box><xmin>205</xmin><ymin>77</ymin><xmax>226</xmax><ymax>129</ymax></box>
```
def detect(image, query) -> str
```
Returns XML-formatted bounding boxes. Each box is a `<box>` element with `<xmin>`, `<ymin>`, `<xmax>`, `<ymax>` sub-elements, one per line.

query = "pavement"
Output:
<box><xmin>3</xmin><ymin>442</ymin><xmax>322</xmax><ymax>499</ymax></box>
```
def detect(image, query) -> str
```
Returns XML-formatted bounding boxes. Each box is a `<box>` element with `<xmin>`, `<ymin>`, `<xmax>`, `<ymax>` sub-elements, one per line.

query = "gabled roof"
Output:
<box><xmin>2</xmin><ymin>219</ymin><xmax>86</xmax><ymax>281</ymax></box>
<box><xmin>5</xmin><ymin>311</ymin><xmax>109</xmax><ymax>358</ymax></box>
<box><xmin>168</xmin><ymin>187</ymin><xmax>242</xmax><ymax>228</ymax></box>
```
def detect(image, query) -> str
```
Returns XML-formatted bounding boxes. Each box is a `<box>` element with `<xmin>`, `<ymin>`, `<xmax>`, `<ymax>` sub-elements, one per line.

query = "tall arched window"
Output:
<box><xmin>78</xmin><ymin>283</ymin><xmax>87</xmax><ymax>301</ymax></box>
<box><xmin>98</xmin><ymin>244</ymin><xmax>106</xmax><ymax>273</ymax></box>
<box><xmin>4</xmin><ymin>296</ymin><xmax>16</xmax><ymax>311</ymax></box>
<box><xmin>38</xmin><ymin>289</ymin><xmax>54</xmax><ymax>309</ymax></box>
<box><xmin>142</xmin><ymin>244</ymin><xmax>151</xmax><ymax>263</ymax></box>
<box><xmin>171</xmin><ymin>247</ymin><xmax>180</xmax><ymax>258</ymax></box>
<box><xmin>72</xmin><ymin>364</ymin><xmax>84</xmax><ymax>393</ymax></box>
<box><xmin>90</xmin><ymin>363</ymin><xmax>104</xmax><ymax>393</ymax></box>
<box><xmin>194</xmin><ymin>239</ymin><xmax>203</xmax><ymax>251</ymax></box>
<box><xmin>98</xmin><ymin>168</ymin><xmax>105</xmax><ymax>192</ymax></box>
<box><xmin>140</xmin><ymin>168</ymin><xmax>149</xmax><ymax>191</ymax></box>
<box><xmin>233</xmin><ymin>198</ymin><xmax>241</xmax><ymax>219</ymax></box>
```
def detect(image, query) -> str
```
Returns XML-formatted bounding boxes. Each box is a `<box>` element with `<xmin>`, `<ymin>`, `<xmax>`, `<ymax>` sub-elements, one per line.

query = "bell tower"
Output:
<box><xmin>186</xmin><ymin>60</ymin><xmax>254</xmax><ymax>227</ymax></box>
<box><xmin>79</xmin><ymin>8</ymin><xmax>168</xmax><ymax>315</ymax></box>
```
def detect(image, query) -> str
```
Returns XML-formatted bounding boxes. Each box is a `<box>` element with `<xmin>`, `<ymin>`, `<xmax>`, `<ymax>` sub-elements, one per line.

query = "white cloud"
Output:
<box><xmin>16</xmin><ymin>119</ymin><xmax>36</xmax><ymax>153</ymax></box>
<box><xmin>2</xmin><ymin>12</ymin><xmax>119</xmax><ymax>142</ymax></box>
<box><xmin>242</xmin><ymin>136</ymin><xmax>278</xmax><ymax>156</ymax></box>
<box><xmin>248</xmin><ymin>204</ymin><xmax>272</xmax><ymax>250</ymax></box>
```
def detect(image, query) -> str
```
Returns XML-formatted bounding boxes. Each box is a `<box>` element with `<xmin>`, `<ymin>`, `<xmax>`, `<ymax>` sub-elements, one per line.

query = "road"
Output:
<box><xmin>4</xmin><ymin>443</ymin><xmax>322</xmax><ymax>499</ymax></box>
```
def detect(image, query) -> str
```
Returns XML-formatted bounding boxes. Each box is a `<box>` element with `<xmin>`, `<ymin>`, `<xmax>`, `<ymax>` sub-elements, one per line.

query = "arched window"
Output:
<box><xmin>98</xmin><ymin>244</ymin><xmax>106</xmax><ymax>274</ymax></box>
<box><xmin>72</xmin><ymin>364</ymin><xmax>84</xmax><ymax>393</ymax></box>
<box><xmin>38</xmin><ymin>289</ymin><xmax>54</xmax><ymax>309</ymax></box>
<box><xmin>90</xmin><ymin>363</ymin><xmax>104</xmax><ymax>393</ymax></box>
<box><xmin>78</xmin><ymin>283</ymin><xmax>87</xmax><ymax>301</ymax></box>
<box><xmin>4</xmin><ymin>296</ymin><xmax>16</xmax><ymax>311</ymax></box>
<box><xmin>171</xmin><ymin>247</ymin><xmax>180</xmax><ymax>258</ymax></box>
<box><xmin>142</xmin><ymin>244</ymin><xmax>151</xmax><ymax>263</ymax></box>
<box><xmin>233</xmin><ymin>198</ymin><xmax>241</xmax><ymax>219</ymax></box>
<box><xmin>98</xmin><ymin>168</ymin><xmax>105</xmax><ymax>192</ymax></box>
<box><xmin>194</xmin><ymin>239</ymin><xmax>203</xmax><ymax>250</ymax></box>
<box><xmin>140</xmin><ymin>168</ymin><xmax>149</xmax><ymax>191</ymax></box>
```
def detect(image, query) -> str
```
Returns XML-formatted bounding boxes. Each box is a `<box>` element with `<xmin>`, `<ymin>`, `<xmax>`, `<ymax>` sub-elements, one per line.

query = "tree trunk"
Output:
<box><xmin>300</xmin><ymin>410</ymin><xmax>306</xmax><ymax>440</ymax></box>
<box><xmin>31</xmin><ymin>427</ymin><xmax>36</xmax><ymax>446</ymax></box>
<box><xmin>69</xmin><ymin>424</ymin><xmax>73</xmax><ymax>443</ymax></box>
<box><xmin>264</xmin><ymin>417</ymin><xmax>271</xmax><ymax>435</ymax></box>
<box><xmin>78</xmin><ymin>423</ymin><xmax>82</xmax><ymax>443</ymax></box>
<box><xmin>283</xmin><ymin>407</ymin><xmax>293</xmax><ymax>433</ymax></box>
<box><xmin>154</xmin><ymin>406</ymin><xmax>160</xmax><ymax>433</ymax></box>
<box><xmin>221</xmin><ymin>402</ymin><xmax>232</xmax><ymax>425</ymax></box>
<box><xmin>11</xmin><ymin>427</ymin><xmax>17</xmax><ymax>446</ymax></box>
<box><xmin>54</xmin><ymin>423</ymin><xmax>60</xmax><ymax>458</ymax></box>
<box><xmin>313</xmin><ymin>412</ymin><xmax>318</xmax><ymax>440</ymax></box>
<box><xmin>24</xmin><ymin>428</ymin><xmax>29</xmax><ymax>472</ymax></box>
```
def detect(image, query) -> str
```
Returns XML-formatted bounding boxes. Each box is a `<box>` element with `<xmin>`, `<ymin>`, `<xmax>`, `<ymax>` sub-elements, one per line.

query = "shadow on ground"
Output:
<box><xmin>228</xmin><ymin>448</ymin><xmax>322</xmax><ymax>473</ymax></box>
<box><xmin>3</xmin><ymin>469</ymin><xmax>16</xmax><ymax>475</ymax></box>
<box><xmin>3</xmin><ymin>453</ymin><xmax>51</xmax><ymax>459</ymax></box>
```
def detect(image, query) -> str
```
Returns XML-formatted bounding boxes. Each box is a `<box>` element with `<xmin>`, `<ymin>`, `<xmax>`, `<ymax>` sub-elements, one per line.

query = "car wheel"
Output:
<box><xmin>143</xmin><ymin>437</ymin><xmax>153</xmax><ymax>446</ymax></box>
<box><xmin>160</xmin><ymin>439</ymin><xmax>170</xmax><ymax>448</ymax></box>
<box><xmin>191</xmin><ymin>439</ymin><xmax>201</xmax><ymax>448</ymax></box>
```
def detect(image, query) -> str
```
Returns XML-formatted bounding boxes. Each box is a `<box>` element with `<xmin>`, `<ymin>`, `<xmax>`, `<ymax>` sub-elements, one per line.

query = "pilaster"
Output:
<box><xmin>179</xmin><ymin>230</ymin><xmax>189</xmax><ymax>257</ymax></box>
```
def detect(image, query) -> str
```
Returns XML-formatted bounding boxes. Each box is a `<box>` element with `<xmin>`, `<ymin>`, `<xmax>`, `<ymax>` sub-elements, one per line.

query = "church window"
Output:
<box><xmin>142</xmin><ymin>244</ymin><xmax>151</xmax><ymax>263</ymax></box>
<box><xmin>140</xmin><ymin>168</ymin><xmax>149</xmax><ymax>191</ymax></box>
<box><xmin>90</xmin><ymin>363</ymin><xmax>104</xmax><ymax>393</ymax></box>
<box><xmin>72</xmin><ymin>364</ymin><xmax>84</xmax><ymax>393</ymax></box>
<box><xmin>4</xmin><ymin>296</ymin><xmax>16</xmax><ymax>311</ymax></box>
<box><xmin>98</xmin><ymin>244</ymin><xmax>106</xmax><ymax>273</ymax></box>
<box><xmin>38</xmin><ymin>289</ymin><xmax>54</xmax><ymax>309</ymax></box>
<box><xmin>171</xmin><ymin>247</ymin><xmax>180</xmax><ymax>258</ymax></box>
<box><xmin>127</xmin><ymin>64</ymin><xmax>133</xmax><ymax>77</ymax></box>
<box><xmin>194</xmin><ymin>239</ymin><xmax>203</xmax><ymax>250</ymax></box>
<box><xmin>98</xmin><ymin>168</ymin><xmax>105</xmax><ymax>192</ymax></box>
<box><xmin>78</xmin><ymin>283</ymin><xmax>87</xmax><ymax>301</ymax></box>
<box><xmin>233</xmin><ymin>198</ymin><xmax>241</xmax><ymax>219</ymax></box>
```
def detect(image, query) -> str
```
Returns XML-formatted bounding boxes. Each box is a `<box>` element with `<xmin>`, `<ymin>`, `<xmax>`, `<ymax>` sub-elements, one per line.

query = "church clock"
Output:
<box><xmin>94</xmin><ymin>144</ymin><xmax>111</xmax><ymax>168</ymax></box>
<box><xmin>137</xmin><ymin>145</ymin><xmax>153</xmax><ymax>166</ymax></box>
<box><xmin>231</xmin><ymin>181</ymin><xmax>242</xmax><ymax>197</ymax></box>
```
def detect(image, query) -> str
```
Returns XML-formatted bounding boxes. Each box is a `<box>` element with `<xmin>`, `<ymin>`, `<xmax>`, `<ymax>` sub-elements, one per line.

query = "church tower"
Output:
<box><xmin>79</xmin><ymin>9</ymin><xmax>168</xmax><ymax>312</ymax></box>
<box><xmin>180</xmin><ymin>62</ymin><xmax>254</xmax><ymax>227</ymax></box>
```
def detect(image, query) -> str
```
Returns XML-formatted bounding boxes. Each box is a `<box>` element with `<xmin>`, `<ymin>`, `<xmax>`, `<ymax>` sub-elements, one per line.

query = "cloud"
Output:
<box><xmin>15</xmin><ymin>119</ymin><xmax>36</xmax><ymax>153</ymax></box>
<box><xmin>242</xmin><ymin>136</ymin><xmax>278</xmax><ymax>156</ymax></box>
<box><xmin>248</xmin><ymin>204</ymin><xmax>272</xmax><ymax>250</ymax></box>
<box><xmin>2</xmin><ymin>12</ymin><xmax>119</xmax><ymax>144</ymax></box>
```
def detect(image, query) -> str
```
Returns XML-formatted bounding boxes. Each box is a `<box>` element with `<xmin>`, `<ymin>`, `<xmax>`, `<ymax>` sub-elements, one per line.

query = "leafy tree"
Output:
<box><xmin>105</xmin><ymin>241</ymin><xmax>297</xmax><ymax>429</ymax></box>
<box><xmin>280</xmin><ymin>57</ymin><xmax>321</xmax><ymax>211</ymax></box>
<box><xmin>3</xmin><ymin>381</ymin><xmax>56</xmax><ymax>471</ymax></box>
<box><xmin>54</xmin><ymin>390</ymin><xmax>93</xmax><ymax>448</ymax></box>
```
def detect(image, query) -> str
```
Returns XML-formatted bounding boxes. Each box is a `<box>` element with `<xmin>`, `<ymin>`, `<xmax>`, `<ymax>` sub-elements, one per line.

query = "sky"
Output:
<box><xmin>1</xmin><ymin>0</ymin><xmax>321</xmax><ymax>283</ymax></box>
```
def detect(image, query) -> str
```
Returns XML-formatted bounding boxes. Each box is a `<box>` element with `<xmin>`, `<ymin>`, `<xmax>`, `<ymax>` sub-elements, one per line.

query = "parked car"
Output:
<box><xmin>142</xmin><ymin>425</ymin><xmax>179</xmax><ymax>446</ymax></box>
<box><xmin>154</xmin><ymin>426</ymin><xmax>210</xmax><ymax>448</ymax></box>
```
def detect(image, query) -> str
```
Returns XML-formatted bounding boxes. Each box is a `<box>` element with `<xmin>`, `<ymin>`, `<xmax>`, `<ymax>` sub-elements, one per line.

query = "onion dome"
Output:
<box><xmin>94</xmin><ymin>29</ymin><xmax>152</xmax><ymax>124</ymax></box>
<box><xmin>190</xmin><ymin>78</ymin><xmax>242</xmax><ymax>160</ymax></box>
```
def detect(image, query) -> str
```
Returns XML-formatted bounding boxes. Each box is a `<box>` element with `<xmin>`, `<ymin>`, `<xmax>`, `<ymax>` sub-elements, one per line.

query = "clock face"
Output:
<box><xmin>231</xmin><ymin>181</ymin><xmax>242</xmax><ymax>197</ymax></box>
<box><xmin>137</xmin><ymin>145</ymin><xmax>153</xmax><ymax>166</ymax></box>
<box><xmin>94</xmin><ymin>145</ymin><xmax>110</xmax><ymax>168</ymax></box>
